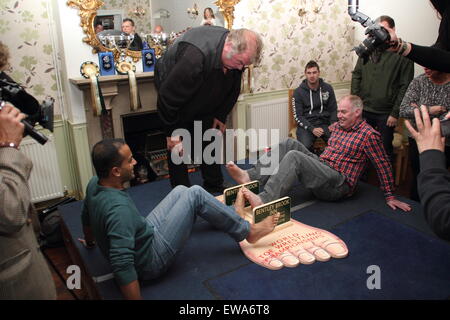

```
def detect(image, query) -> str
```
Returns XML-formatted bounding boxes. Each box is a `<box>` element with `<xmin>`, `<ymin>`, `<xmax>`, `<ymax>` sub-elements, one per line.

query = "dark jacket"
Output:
<box><xmin>129</xmin><ymin>33</ymin><xmax>143</xmax><ymax>51</ymax></box>
<box><xmin>292</xmin><ymin>78</ymin><xmax>337</xmax><ymax>131</ymax></box>
<box><xmin>418</xmin><ymin>149</ymin><xmax>450</xmax><ymax>240</ymax></box>
<box><xmin>155</xmin><ymin>26</ymin><xmax>242</xmax><ymax>136</ymax></box>
<box><xmin>351</xmin><ymin>51</ymin><xmax>414</xmax><ymax>118</ymax></box>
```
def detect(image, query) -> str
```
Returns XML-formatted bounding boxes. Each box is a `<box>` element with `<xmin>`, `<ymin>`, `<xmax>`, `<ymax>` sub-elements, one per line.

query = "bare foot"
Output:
<box><xmin>215</xmin><ymin>194</ymin><xmax>225</xmax><ymax>204</ymax></box>
<box><xmin>246</xmin><ymin>213</ymin><xmax>280</xmax><ymax>244</ymax></box>
<box><xmin>242</xmin><ymin>187</ymin><xmax>264</xmax><ymax>208</ymax></box>
<box><xmin>234</xmin><ymin>189</ymin><xmax>246</xmax><ymax>219</ymax></box>
<box><xmin>226</xmin><ymin>161</ymin><xmax>251</xmax><ymax>184</ymax></box>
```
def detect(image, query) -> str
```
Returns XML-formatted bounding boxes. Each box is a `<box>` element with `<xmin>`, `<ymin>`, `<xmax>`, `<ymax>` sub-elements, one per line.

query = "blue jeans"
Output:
<box><xmin>141</xmin><ymin>185</ymin><xmax>249</xmax><ymax>280</ymax></box>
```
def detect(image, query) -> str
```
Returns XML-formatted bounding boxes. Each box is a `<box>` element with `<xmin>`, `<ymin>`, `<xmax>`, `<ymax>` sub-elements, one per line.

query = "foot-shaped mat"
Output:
<box><xmin>239</xmin><ymin>207</ymin><xmax>348</xmax><ymax>270</ymax></box>
<box><xmin>215</xmin><ymin>194</ymin><xmax>348</xmax><ymax>270</ymax></box>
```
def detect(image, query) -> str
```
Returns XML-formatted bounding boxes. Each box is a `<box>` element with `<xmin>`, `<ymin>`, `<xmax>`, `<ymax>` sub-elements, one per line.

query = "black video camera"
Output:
<box><xmin>0</xmin><ymin>78</ymin><xmax>54</xmax><ymax>145</ymax></box>
<box><xmin>348</xmin><ymin>0</ymin><xmax>391</xmax><ymax>64</ymax></box>
<box><xmin>353</xmin><ymin>22</ymin><xmax>391</xmax><ymax>63</ymax></box>
<box><xmin>440</xmin><ymin>117</ymin><xmax>450</xmax><ymax>138</ymax></box>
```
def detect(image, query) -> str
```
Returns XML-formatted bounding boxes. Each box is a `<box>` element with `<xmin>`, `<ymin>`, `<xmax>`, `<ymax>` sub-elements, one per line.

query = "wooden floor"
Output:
<box><xmin>44</xmin><ymin>164</ymin><xmax>415</xmax><ymax>300</ymax></box>
<box><xmin>43</xmin><ymin>246</ymin><xmax>90</xmax><ymax>300</ymax></box>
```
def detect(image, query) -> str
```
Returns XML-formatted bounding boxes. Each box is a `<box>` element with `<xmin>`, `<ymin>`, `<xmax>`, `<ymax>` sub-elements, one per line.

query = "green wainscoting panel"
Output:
<box><xmin>52</xmin><ymin>118</ymin><xmax>76</xmax><ymax>195</ymax></box>
<box><xmin>67</xmin><ymin>121</ymin><xmax>93</xmax><ymax>199</ymax></box>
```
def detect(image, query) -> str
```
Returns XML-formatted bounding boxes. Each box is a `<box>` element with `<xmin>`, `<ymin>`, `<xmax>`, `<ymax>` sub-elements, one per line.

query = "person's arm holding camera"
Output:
<box><xmin>405</xmin><ymin>105</ymin><xmax>450</xmax><ymax>240</ymax></box>
<box><xmin>0</xmin><ymin>102</ymin><xmax>31</xmax><ymax>234</ymax></box>
<box><xmin>384</xmin><ymin>26</ymin><xmax>450</xmax><ymax>73</ymax></box>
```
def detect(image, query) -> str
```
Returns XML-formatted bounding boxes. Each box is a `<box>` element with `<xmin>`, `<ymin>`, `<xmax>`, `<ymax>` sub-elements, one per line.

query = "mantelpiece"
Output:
<box><xmin>70</xmin><ymin>72</ymin><xmax>158</xmax><ymax>151</ymax></box>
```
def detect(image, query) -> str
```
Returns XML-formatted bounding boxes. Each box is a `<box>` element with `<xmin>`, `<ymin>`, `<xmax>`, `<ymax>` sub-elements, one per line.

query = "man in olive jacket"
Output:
<box><xmin>0</xmin><ymin>102</ymin><xmax>56</xmax><ymax>299</ymax></box>
<box><xmin>351</xmin><ymin>15</ymin><xmax>414</xmax><ymax>163</ymax></box>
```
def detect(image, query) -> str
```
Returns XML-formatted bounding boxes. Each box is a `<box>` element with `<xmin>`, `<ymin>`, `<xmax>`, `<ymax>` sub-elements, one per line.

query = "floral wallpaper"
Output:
<box><xmin>101</xmin><ymin>0</ymin><xmax>152</xmax><ymax>34</ymax></box>
<box><xmin>0</xmin><ymin>0</ymin><xmax>61</xmax><ymax>114</ymax></box>
<box><xmin>0</xmin><ymin>0</ymin><xmax>355</xmax><ymax>116</ymax></box>
<box><xmin>233</xmin><ymin>0</ymin><xmax>355</xmax><ymax>93</ymax></box>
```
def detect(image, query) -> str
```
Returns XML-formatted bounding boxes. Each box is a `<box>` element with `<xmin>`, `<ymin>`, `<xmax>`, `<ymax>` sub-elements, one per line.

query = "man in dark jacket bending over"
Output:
<box><xmin>155</xmin><ymin>26</ymin><xmax>263</xmax><ymax>193</ymax></box>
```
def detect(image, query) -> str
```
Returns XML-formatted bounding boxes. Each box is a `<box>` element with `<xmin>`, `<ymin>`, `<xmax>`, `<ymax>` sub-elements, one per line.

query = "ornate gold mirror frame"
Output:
<box><xmin>215</xmin><ymin>0</ymin><xmax>255</xmax><ymax>93</ymax></box>
<box><xmin>215</xmin><ymin>0</ymin><xmax>241</xmax><ymax>30</ymax></box>
<box><xmin>67</xmin><ymin>0</ymin><xmax>240</xmax><ymax>64</ymax></box>
<box><xmin>67</xmin><ymin>0</ymin><xmax>141</xmax><ymax>63</ymax></box>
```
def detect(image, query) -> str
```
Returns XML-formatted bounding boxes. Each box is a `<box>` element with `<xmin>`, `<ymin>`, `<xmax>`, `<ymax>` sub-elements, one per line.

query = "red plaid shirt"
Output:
<box><xmin>320</xmin><ymin>120</ymin><xmax>395</xmax><ymax>201</ymax></box>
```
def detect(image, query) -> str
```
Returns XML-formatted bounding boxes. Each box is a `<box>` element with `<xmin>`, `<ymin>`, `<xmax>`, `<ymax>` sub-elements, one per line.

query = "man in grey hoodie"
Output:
<box><xmin>292</xmin><ymin>60</ymin><xmax>337</xmax><ymax>151</ymax></box>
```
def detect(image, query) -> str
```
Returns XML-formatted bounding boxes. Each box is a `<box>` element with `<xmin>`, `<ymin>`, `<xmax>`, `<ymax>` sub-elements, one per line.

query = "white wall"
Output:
<box><xmin>354</xmin><ymin>0</ymin><xmax>441</xmax><ymax>75</ymax></box>
<box><xmin>54</xmin><ymin>0</ymin><xmax>442</xmax><ymax>123</ymax></box>
<box><xmin>151</xmin><ymin>0</ymin><xmax>222</xmax><ymax>33</ymax></box>
<box><xmin>56</xmin><ymin>1</ymin><xmax>96</xmax><ymax>124</ymax></box>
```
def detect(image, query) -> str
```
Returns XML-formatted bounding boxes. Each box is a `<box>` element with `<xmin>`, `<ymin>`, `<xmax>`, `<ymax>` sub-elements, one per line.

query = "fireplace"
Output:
<box><xmin>122</xmin><ymin>111</ymin><xmax>168</xmax><ymax>185</ymax></box>
<box><xmin>70</xmin><ymin>74</ymin><xmax>201</xmax><ymax>190</ymax></box>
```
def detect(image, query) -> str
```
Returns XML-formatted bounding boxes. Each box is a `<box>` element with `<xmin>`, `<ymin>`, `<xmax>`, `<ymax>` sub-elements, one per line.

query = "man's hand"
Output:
<box><xmin>383</xmin><ymin>25</ymin><xmax>399</xmax><ymax>48</ymax></box>
<box><xmin>312</xmin><ymin>127</ymin><xmax>324</xmax><ymax>137</ymax></box>
<box><xmin>428</xmin><ymin>105</ymin><xmax>446</xmax><ymax>116</ymax></box>
<box><xmin>386</xmin><ymin>116</ymin><xmax>398</xmax><ymax>128</ymax></box>
<box><xmin>386</xmin><ymin>198</ymin><xmax>412</xmax><ymax>212</ymax></box>
<box><xmin>0</xmin><ymin>102</ymin><xmax>26</xmax><ymax>147</ymax></box>
<box><xmin>212</xmin><ymin>118</ymin><xmax>226</xmax><ymax>134</ymax></box>
<box><xmin>384</xmin><ymin>25</ymin><xmax>412</xmax><ymax>56</ymax></box>
<box><xmin>166</xmin><ymin>136</ymin><xmax>184</xmax><ymax>157</ymax></box>
<box><xmin>78</xmin><ymin>238</ymin><xmax>96</xmax><ymax>249</ymax></box>
<box><xmin>405</xmin><ymin>105</ymin><xmax>445</xmax><ymax>153</ymax></box>
<box><xmin>120</xmin><ymin>280</ymin><xmax>142</xmax><ymax>300</ymax></box>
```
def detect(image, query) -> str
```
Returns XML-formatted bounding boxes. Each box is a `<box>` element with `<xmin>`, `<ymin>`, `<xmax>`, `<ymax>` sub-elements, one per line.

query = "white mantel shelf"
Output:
<box><xmin>69</xmin><ymin>72</ymin><xmax>154</xmax><ymax>88</ymax></box>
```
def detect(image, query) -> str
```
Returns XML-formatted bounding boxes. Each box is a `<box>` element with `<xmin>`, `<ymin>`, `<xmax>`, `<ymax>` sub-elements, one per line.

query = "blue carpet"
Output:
<box><xmin>205</xmin><ymin>211</ymin><xmax>450</xmax><ymax>300</ymax></box>
<box><xmin>59</xmin><ymin>165</ymin><xmax>448</xmax><ymax>300</ymax></box>
<box><xmin>59</xmin><ymin>165</ymin><xmax>315</xmax><ymax>281</ymax></box>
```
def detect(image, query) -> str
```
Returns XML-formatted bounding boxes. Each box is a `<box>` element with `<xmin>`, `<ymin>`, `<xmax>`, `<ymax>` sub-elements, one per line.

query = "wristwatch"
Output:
<box><xmin>0</xmin><ymin>142</ymin><xmax>19</xmax><ymax>149</ymax></box>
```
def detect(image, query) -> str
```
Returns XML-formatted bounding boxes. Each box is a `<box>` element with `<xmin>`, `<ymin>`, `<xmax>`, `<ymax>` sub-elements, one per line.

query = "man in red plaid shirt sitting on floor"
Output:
<box><xmin>226</xmin><ymin>94</ymin><xmax>411</xmax><ymax>212</ymax></box>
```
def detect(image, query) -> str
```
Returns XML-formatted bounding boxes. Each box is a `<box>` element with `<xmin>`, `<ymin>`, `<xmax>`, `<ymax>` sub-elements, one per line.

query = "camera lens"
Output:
<box><xmin>441</xmin><ymin>120</ymin><xmax>450</xmax><ymax>138</ymax></box>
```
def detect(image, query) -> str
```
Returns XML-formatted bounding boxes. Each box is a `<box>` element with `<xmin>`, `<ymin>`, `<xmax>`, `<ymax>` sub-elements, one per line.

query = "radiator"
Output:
<box><xmin>20</xmin><ymin>135</ymin><xmax>64</xmax><ymax>203</ymax></box>
<box><xmin>246</xmin><ymin>97</ymin><xmax>289</xmax><ymax>153</ymax></box>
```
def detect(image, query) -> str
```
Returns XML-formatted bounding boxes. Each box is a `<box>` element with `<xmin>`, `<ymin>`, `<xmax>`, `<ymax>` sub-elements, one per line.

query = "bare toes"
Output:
<box><xmin>277</xmin><ymin>252</ymin><xmax>299</xmax><ymax>268</ymax></box>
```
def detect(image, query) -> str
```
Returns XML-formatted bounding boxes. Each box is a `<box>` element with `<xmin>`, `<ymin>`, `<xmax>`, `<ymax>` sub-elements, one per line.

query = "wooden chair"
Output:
<box><xmin>287</xmin><ymin>89</ymin><xmax>326</xmax><ymax>154</ymax></box>
<box><xmin>392</xmin><ymin>118</ymin><xmax>409</xmax><ymax>186</ymax></box>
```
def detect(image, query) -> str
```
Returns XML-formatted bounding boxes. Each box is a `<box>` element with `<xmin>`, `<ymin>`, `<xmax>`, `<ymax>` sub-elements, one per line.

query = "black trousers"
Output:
<box><xmin>167</xmin><ymin>118</ymin><xmax>223</xmax><ymax>189</ymax></box>
<box><xmin>363</xmin><ymin>111</ymin><xmax>394</xmax><ymax>164</ymax></box>
<box><xmin>296</xmin><ymin>124</ymin><xmax>331</xmax><ymax>150</ymax></box>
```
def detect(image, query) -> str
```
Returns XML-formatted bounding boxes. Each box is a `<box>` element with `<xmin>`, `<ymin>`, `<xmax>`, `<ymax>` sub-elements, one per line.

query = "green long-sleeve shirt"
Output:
<box><xmin>81</xmin><ymin>177</ymin><xmax>154</xmax><ymax>286</ymax></box>
<box><xmin>351</xmin><ymin>51</ymin><xmax>414</xmax><ymax>118</ymax></box>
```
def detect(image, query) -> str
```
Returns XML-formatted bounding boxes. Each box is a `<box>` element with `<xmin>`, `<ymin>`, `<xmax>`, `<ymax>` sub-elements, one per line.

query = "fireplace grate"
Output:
<box><xmin>147</xmin><ymin>149</ymin><xmax>169</xmax><ymax>177</ymax></box>
<box><xmin>146</xmin><ymin>148</ymin><xmax>200</xmax><ymax>177</ymax></box>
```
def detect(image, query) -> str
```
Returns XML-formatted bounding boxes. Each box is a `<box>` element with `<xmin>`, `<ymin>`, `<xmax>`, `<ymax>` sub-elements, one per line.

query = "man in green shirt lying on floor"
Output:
<box><xmin>80</xmin><ymin>138</ymin><xmax>279</xmax><ymax>299</ymax></box>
